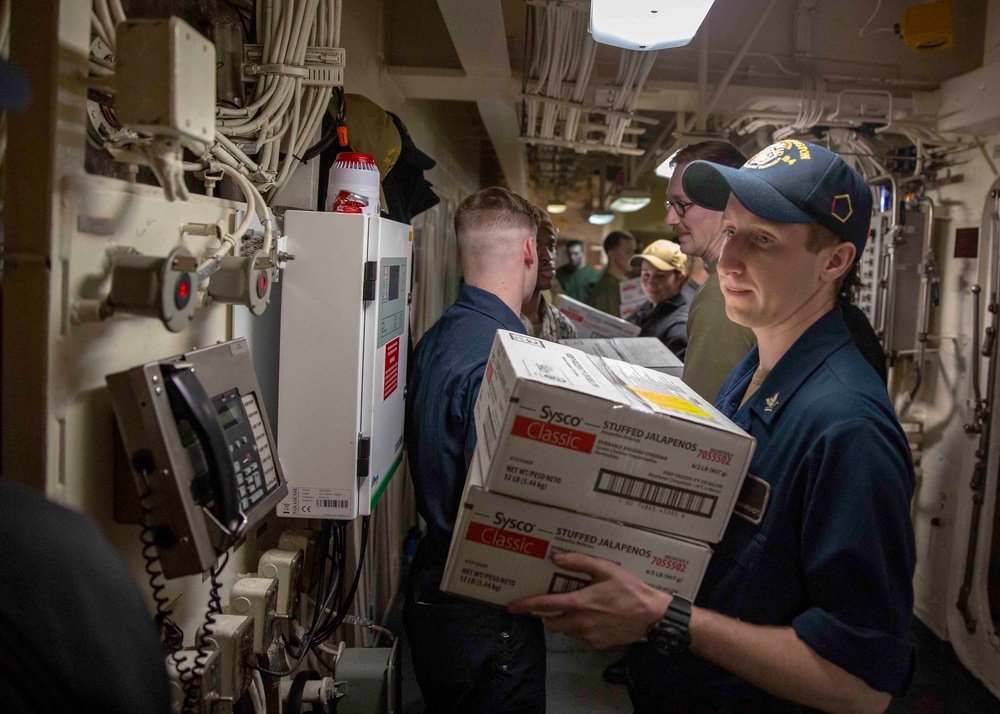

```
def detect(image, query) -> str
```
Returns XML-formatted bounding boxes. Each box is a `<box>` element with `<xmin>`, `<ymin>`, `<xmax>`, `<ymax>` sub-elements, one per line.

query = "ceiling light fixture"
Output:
<box><xmin>610</xmin><ymin>191</ymin><xmax>651</xmax><ymax>213</ymax></box>
<box><xmin>588</xmin><ymin>212</ymin><xmax>616</xmax><ymax>225</ymax></box>
<box><xmin>546</xmin><ymin>203</ymin><xmax>568</xmax><ymax>214</ymax></box>
<box><xmin>654</xmin><ymin>149</ymin><xmax>681</xmax><ymax>179</ymax></box>
<box><xmin>590</xmin><ymin>0</ymin><xmax>717</xmax><ymax>51</ymax></box>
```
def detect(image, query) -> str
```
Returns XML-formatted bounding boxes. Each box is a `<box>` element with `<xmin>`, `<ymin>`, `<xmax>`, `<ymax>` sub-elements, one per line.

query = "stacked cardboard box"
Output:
<box><xmin>441</xmin><ymin>331</ymin><xmax>756</xmax><ymax>607</ymax></box>
<box><xmin>561</xmin><ymin>337</ymin><xmax>683</xmax><ymax>378</ymax></box>
<box><xmin>618</xmin><ymin>277</ymin><xmax>645</xmax><ymax>319</ymax></box>
<box><xmin>554</xmin><ymin>295</ymin><xmax>640</xmax><ymax>338</ymax></box>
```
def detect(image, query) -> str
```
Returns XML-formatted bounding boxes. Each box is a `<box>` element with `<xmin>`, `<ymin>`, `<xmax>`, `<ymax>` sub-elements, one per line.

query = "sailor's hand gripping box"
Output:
<box><xmin>441</xmin><ymin>448</ymin><xmax>712</xmax><ymax>606</ymax></box>
<box><xmin>474</xmin><ymin>332</ymin><xmax>756</xmax><ymax>543</ymax></box>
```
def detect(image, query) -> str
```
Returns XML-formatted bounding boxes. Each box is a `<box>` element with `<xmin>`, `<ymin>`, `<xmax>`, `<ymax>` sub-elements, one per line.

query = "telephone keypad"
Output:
<box><xmin>213</xmin><ymin>388</ymin><xmax>278</xmax><ymax>515</ymax></box>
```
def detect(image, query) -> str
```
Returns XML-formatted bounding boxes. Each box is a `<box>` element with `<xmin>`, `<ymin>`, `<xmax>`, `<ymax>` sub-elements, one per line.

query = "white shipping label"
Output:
<box><xmin>603</xmin><ymin>359</ymin><xmax>717</xmax><ymax>423</ymax></box>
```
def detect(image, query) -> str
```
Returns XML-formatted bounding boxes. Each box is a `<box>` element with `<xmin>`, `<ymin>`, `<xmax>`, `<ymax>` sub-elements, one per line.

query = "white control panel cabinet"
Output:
<box><xmin>277</xmin><ymin>212</ymin><xmax>411</xmax><ymax>519</ymax></box>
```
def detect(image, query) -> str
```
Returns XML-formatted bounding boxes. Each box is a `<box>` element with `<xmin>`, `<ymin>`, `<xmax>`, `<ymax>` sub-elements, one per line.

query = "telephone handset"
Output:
<box><xmin>107</xmin><ymin>338</ymin><xmax>288</xmax><ymax>578</ymax></box>
<box><xmin>160</xmin><ymin>362</ymin><xmax>243</xmax><ymax>539</ymax></box>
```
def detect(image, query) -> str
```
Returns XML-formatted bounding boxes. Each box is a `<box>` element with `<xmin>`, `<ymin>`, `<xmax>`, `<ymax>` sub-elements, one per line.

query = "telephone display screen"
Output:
<box><xmin>216</xmin><ymin>402</ymin><xmax>242</xmax><ymax>429</ymax></box>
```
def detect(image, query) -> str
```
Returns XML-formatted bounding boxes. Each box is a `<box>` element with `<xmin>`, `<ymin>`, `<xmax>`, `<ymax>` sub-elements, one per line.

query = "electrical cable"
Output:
<box><xmin>138</xmin><ymin>485</ymin><xmax>194</xmax><ymax>711</ymax></box>
<box><xmin>312</xmin><ymin>516</ymin><xmax>371</xmax><ymax>644</ymax></box>
<box><xmin>138</xmin><ymin>488</ymin><xmax>185</xmax><ymax>652</ymax></box>
<box><xmin>858</xmin><ymin>0</ymin><xmax>895</xmax><ymax>38</ymax></box>
<box><xmin>248</xmin><ymin>521</ymin><xmax>341</xmax><ymax>678</ymax></box>
<box><xmin>186</xmin><ymin>550</ymin><xmax>230</xmax><ymax>714</ymax></box>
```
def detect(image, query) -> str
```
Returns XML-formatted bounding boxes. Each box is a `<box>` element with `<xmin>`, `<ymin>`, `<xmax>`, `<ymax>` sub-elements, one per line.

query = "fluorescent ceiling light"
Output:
<box><xmin>610</xmin><ymin>195</ymin><xmax>651</xmax><ymax>213</ymax></box>
<box><xmin>654</xmin><ymin>149</ymin><xmax>681</xmax><ymax>178</ymax></box>
<box><xmin>590</xmin><ymin>0</ymin><xmax>716</xmax><ymax>51</ymax></box>
<box><xmin>546</xmin><ymin>203</ymin><xmax>568</xmax><ymax>214</ymax></box>
<box><xmin>588</xmin><ymin>212</ymin><xmax>615</xmax><ymax>225</ymax></box>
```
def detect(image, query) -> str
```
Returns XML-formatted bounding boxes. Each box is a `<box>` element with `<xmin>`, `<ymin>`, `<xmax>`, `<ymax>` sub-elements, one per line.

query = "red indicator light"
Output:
<box><xmin>174</xmin><ymin>274</ymin><xmax>192</xmax><ymax>310</ymax></box>
<box><xmin>256</xmin><ymin>271</ymin><xmax>268</xmax><ymax>298</ymax></box>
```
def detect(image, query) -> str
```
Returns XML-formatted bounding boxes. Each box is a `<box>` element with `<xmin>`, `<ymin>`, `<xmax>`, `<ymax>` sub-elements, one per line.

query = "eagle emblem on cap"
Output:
<box><xmin>830</xmin><ymin>194</ymin><xmax>853</xmax><ymax>223</ymax></box>
<box><xmin>745</xmin><ymin>140</ymin><xmax>813</xmax><ymax>170</ymax></box>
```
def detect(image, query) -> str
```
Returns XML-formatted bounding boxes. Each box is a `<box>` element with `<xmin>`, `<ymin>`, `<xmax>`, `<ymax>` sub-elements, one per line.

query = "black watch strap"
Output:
<box><xmin>647</xmin><ymin>595</ymin><xmax>692</xmax><ymax>656</ymax></box>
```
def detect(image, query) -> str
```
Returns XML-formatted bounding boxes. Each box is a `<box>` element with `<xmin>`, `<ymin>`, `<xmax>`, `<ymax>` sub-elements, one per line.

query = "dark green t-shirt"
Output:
<box><xmin>555</xmin><ymin>263</ymin><xmax>600</xmax><ymax>303</ymax></box>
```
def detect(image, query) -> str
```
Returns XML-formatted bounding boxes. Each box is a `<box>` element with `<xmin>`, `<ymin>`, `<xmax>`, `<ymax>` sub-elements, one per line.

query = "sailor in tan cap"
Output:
<box><xmin>626</xmin><ymin>239</ymin><xmax>690</xmax><ymax>359</ymax></box>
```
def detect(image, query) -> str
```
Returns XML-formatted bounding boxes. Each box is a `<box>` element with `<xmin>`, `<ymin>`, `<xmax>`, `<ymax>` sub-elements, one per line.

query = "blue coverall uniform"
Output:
<box><xmin>626</xmin><ymin>306</ymin><xmax>916</xmax><ymax>712</ymax></box>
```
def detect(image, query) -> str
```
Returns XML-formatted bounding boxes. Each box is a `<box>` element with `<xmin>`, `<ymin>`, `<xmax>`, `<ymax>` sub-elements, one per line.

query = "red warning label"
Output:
<box><xmin>383</xmin><ymin>337</ymin><xmax>400</xmax><ymax>401</ymax></box>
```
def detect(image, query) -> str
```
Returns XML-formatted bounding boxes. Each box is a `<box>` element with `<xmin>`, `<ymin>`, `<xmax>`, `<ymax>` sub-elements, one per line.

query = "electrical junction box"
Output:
<box><xmin>277</xmin><ymin>212</ymin><xmax>411</xmax><ymax>519</ymax></box>
<box><xmin>115</xmin><ymin>17</ymin><xmax>216</xmax><ymax>143</ymax></box>
<box><xmin>167</xmin><ymin>649</ymin><xmax>220</xmax><ymax>713</ymax></box>
<box><xmin>200</xmin><ymin>614</ymin><xmax>254</xmax><ymax>702</ymax></box>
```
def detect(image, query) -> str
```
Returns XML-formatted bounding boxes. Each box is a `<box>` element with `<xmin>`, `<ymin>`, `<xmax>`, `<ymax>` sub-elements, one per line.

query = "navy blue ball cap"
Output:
<box><xmin>682</xmin><ymin>140</ymin><xmax>872</xmax><ymax>255</ymax></box>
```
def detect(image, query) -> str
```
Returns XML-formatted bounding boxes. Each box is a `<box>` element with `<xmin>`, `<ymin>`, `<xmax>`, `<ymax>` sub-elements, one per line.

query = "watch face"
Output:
<box><xmin>653</xmin><ymin>624</ymin><xmax>689</xmax><ymax>656</ymax></box>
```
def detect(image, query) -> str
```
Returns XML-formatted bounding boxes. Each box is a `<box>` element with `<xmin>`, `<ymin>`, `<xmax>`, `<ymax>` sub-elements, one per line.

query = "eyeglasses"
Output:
<box><xmin>664</xmin><ymin>200</ymin><xmax>694</xmax><ymax>217</ymax></box>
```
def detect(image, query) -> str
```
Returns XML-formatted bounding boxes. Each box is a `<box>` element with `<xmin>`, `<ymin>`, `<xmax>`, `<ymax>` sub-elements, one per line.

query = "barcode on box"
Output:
<box><xmin>594</xmin><ymin>469</ymin><xmax>717</xmax><ymax>518</ymax></box>
<box><xmin>317</xmin><ymin>499</ymin><xmax>349</xmax><ymax>509</ymax></box>
<box><xmin>548</xmin><ymin>572</ymin><xmax>591</xmax><ymax>594</ymax></box>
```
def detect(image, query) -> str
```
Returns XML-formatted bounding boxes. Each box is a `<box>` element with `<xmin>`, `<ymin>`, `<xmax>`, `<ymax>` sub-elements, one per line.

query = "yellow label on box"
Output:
<box><xmin>629</xmin><ymin>387</ymin><xmax>714</xmax><ymax>419</ymax></box>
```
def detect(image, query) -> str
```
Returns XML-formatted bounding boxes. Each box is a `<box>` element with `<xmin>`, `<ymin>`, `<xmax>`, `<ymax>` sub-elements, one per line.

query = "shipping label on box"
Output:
<box><xmin>441</xmin><ymin>450</ymin><xmax>712</xmax><ymax>607</ymax></box>
<box><xmin>554</xmin><ymin>295</ymin><xmax>641</xmax><ymax>338</ymax></box>
<box><xmin>475</xmin><ymin>332</ymin><xmax>755</xmax><ymax>543</ymax></box>
<box><xmin>619</xmin><ymin>277</ymin><xmax>645</xmax><ymax>319</ymax></box>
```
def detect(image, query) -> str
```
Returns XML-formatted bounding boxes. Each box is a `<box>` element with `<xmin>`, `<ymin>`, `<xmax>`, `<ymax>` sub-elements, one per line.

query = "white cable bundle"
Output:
<box><xmin>216</xmin><ymin>0</ymin><xmax>343</xmax><ymax>200</ymax></box>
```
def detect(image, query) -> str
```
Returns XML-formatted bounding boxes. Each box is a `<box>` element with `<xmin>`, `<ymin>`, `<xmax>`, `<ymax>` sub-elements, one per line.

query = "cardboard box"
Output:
<box><xmin>554</xmin><ymin>294</ymin><xmax>641</xmax><ymax>338</ymax></box>
<box><xmin>475</xmin><ymin>332</ymin><xmax>755</xmax><ymax>543</ymax></box>
<box><xmin>441</xmin><ymin>449</ymin><xmax>712</xmax><ymax>607</ymax></box>
<box><xmin>561</xmin><ymin>337</ymin><xmax>683</xmax><ymax>378</ymax></box>
<box><xmin>619</xmin><ymin>277</ymin><xmax>645</xmax><ymax>319</ymax></box>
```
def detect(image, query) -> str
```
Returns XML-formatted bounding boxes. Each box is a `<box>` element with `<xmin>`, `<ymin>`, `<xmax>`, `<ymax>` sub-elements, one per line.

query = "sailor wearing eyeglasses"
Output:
<box><xmin>664</xmin><ymin>141</ymin><xmax>756</xmax><ymax>402</ymax></box>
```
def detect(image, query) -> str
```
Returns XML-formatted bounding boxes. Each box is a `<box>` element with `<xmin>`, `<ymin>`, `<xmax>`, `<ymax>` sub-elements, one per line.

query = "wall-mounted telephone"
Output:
<box><xmin>107</xmin><ymin>338</ymin><xmax>288</xmax><ymax>578</ymax></box>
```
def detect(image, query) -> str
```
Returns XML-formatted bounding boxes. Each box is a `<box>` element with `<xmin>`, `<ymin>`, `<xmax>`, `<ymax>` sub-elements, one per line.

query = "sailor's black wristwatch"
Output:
<box><xmin>647</xmin><ymin>595</ymin><xmax>692</xmax><ymax>656</ymax></box>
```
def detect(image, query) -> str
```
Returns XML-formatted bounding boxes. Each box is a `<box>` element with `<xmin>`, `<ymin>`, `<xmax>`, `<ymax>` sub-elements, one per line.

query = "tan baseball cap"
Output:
<box><xmin>630</xmin><ymin>239</ymin><xmax>688</xmax><ymax>273</ymax></box>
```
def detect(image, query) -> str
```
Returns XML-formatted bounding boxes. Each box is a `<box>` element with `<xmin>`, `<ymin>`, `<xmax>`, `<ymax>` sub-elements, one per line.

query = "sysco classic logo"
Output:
<box><xmin>511</xmin><ymin>407</ymin><xmax>596</xmax><ymax>453</ymax></box>
<box><xmin>466</xmin><ymin>521</ymin><xmax>549</xmax><ymax>558</ymax></box>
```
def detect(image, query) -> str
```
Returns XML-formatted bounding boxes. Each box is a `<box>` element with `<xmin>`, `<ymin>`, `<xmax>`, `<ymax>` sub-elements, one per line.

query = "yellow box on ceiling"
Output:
<box><xmin>898</xmin><ymin>1</ymin><xmax>954</xmax><ymax>51</ymax></box>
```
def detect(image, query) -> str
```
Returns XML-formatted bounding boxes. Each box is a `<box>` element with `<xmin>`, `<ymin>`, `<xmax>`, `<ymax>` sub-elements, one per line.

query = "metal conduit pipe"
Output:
<box><xmin>868</xmin><ymin>174</ymin><xmax>899</xmax><ymax>344</ymax></box>
<box><xmin>909</xmin><ymin>196</ymin><xmax>937</xmax><ymax>401</ymax></box>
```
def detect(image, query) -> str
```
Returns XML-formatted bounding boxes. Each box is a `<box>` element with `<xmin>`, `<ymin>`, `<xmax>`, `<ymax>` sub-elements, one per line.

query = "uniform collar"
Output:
<box><xmin>457</xmin><ymin>283</ymin><xmax>526</xmax><ymax>333</ymax></box>
<box><xmin>639</xmin><ymin>292</ymin><xmax>686</xmax><ymax>318</ymax></box>
<box><xmin>727</xmin><ymin>306</ymin><xmax>851</xmax><ymax>425</ymax></box>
